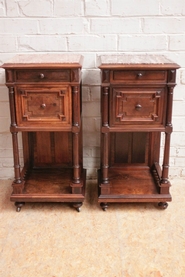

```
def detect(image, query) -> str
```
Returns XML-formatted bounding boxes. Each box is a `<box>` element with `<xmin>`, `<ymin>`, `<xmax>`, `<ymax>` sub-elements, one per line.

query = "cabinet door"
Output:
<box><xmin>14</xmin><ymin>85</ymin><xmax>72</xmax><ymax>128</ymax></box>
<box><xmin>110</xmin><ymin>87</ymin><xmax>166</xmax><ymax>127</ymax></box>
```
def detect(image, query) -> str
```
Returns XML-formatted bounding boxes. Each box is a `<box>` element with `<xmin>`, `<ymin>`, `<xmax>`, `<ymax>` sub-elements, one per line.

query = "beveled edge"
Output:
<box><xmin>98</xmin><ymin>54</ymin><xmax>180</xmax><ymax>70</ymax></box>
<box><xmin>1</xmin><ymin>54</ymin><xmax>84</xmax><ymax>69</ymax></box>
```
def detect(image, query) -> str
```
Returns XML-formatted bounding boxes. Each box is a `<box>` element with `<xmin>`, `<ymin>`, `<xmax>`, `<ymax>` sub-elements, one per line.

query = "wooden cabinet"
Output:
<box><xmin>98</xmin><ymin>55</ymin><xmax>179</xmax><ymax>210</ymax></box>
<box><xmin>2</xmin><ymin>54</ymin><xmax>86</xmax><ymax>212</ymax></box>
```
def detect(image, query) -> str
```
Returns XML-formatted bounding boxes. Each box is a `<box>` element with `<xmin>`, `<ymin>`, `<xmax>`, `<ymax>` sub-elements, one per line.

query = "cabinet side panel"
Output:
<box><xmin>34</xmin><ymin>132</ymin><xmax>52</xmax><ymax>165</ymax></box>
<box><xmin>111</xmin><ymin>132</ymin><xmax>149</xmax><ymax>165</ymax></box>
<box><xmin>132</xmin><ymin>133</ymin><xmax>148</xmax><ymax>163</ymax></box>
<box><xmin>31</xmin><ymin>132</ymin><xmax>73</xmax><ymax>167</ymax></box>
<box><xmin>148</xmin><ymin>132</ymin><xmax>161</xmax><ymax>167</ymax></box>
<box><xmin>54</xmin><ymin>132</ymin><xmax>72</xmax><ymax>166</ymax></box>
<box><xmin>114</xmin><ymin>133</ymin><xmax>130</xmax><ymax>163</ymax></box>
<box><xmin>22</xmin><ymin>133</ymin><xmax>29</xmax><ymax>165</ymax></box>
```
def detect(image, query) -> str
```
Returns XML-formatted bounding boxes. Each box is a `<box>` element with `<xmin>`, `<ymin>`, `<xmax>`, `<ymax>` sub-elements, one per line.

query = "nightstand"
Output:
<box><xmin>98</xmin><ymin>54</ymin><xmax>179</xmax><ymax>210</ymax></box>
<box><xmin>2</xmin><ymin>54</ymin><xmax>86</xmax><ymax>212</ymax></box>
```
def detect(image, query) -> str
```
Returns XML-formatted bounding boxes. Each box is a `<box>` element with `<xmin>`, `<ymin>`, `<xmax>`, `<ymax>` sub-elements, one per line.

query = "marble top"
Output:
<box><xmin>98</xmin><ymin>54</ymin><xmax>179</xmax><ymax>69</ymax></box>
<box><xmin>2</xmin><ymin>54</ymin><xmax>83</xmax><ymax>68</ymax></box>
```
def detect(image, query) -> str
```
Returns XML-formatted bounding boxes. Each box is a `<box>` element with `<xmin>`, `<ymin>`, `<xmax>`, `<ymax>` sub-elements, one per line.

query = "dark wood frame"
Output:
<box><xmin>2</xmin><ymin>54</ymin><xmax>86</xmax><ymax>212</ymax></box>
<box><xmin>98</xmin><ymin>55</ymin><xmax>180</xmax><ymax>210</ymax></box>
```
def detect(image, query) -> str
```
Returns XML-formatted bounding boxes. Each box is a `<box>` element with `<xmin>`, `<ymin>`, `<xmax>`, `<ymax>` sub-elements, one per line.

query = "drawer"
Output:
<box><xmin>15</xmin><ymin>69</ymin><xmax>70</xmax><ymax>82</ymax></box>
<box><xmin>110</xmin><ymin>87</ymin><xmax>166</xmax><ymax>126</ymax></box>
<box><xmin>111</xmin><ymin>70</ymin><xmax>167</xmax><ymax>83</ymax></box>
<box><xmin>15</xmin><ymin>85</ymin><xmax>71</xmax><ymax>127</ymax></box>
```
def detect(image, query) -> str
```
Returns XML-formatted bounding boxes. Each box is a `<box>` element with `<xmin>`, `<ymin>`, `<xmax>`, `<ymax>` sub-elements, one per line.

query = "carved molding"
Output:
<box><xmin>18</xmin><ymin>87</ymin><xmax>70</xmax><ymax>123</ymax></box>
<box><xmin>114</xmin><ymin>88</ymin><xmax>163</xmax><ymax>123</ymax></box>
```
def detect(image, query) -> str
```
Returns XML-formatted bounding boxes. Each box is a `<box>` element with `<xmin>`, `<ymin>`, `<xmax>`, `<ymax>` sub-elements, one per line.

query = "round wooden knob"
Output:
<box><xmin>41</xmin><ymin>103</ymin><xmax>46</xmax><ymax>109</ymax></box>
<box><xmin>135</xmin><ymin>104</ymin><xmax>142</xmax><ymax>110</ymax></box>
<box><xmin>39</xmin><ymin>73</ymin><xmax>45</xmax><ymax>79</ymax></box>
<box><xmin>137</xmin><ymin>72</ymin><xmax>143</xmax><ymax>78</ymax></box>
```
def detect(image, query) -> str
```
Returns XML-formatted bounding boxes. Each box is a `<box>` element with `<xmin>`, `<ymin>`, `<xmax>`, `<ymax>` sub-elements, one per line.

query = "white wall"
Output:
<box><xmin>0</xmin><ymin>0</ymin><xmax>185</xmax><ymax>179</ymax></box>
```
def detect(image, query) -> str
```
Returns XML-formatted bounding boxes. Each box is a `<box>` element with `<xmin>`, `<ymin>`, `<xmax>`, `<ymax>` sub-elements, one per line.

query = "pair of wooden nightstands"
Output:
<box><xmin>2</xmin><ymin>54</ymin><xmax>179</xmax><ymax>211</ymax></box>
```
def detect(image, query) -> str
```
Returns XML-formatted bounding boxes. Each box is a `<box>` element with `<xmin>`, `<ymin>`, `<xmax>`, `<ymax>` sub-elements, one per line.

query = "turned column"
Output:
<box><xmin>8</xmin><ymin>87</ymin><xmax>23</xmax><ymax>193</ymax></box>
<box><xmin>71</xmin><ymin>85</ymin><xmax>82</xmax><ymax>193</ymax></box>
<box><xmin>100</xmin><ymin>86</ymin><xmax>110</xmax><ymax>194</ymax></box>
<box><xmin>161</xmin><ymin>80</ymin><xmax>174</xmax><ymax>194</ymax></box>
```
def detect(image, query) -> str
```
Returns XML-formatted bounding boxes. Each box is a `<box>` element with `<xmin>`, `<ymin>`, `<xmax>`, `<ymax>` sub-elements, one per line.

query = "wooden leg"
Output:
<box><xmin>15</xmin><ymin>202</ymin><xmax>25</xmax><ymax>212</ymax></box>
<box><xmin>73</xmin><ymin>202</ymin><xmax>82</xmax><ymax>212</ymax></box>
<box><xmin>158</xmin><ymin>202</ymin><xmax>168</xmax><ymax>210</ymax></box>
<box><xmin>100</xmin><ymin>202</ymin><xmax>108</xmax><ymax>211</ymax></box>
<box><xmin>71</xmin><ymin>132</ymin><xmax>81</xmax><ymax>192</ymax></box>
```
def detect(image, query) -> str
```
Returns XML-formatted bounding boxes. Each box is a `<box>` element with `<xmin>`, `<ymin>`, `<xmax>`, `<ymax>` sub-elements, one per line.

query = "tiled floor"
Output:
<box><xmin>0</xmin><ymin>179</ymin><xmax>185</xmax><ymax>277</ymax></box>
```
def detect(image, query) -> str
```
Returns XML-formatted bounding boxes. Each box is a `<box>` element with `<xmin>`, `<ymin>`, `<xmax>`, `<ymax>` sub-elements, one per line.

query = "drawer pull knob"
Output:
<box><xmin>39</xmin><ymin>73</ymin><xmax>45</xmax><ymax>79</ymax></box>
<box><xmin>135</xmin><ymin>104</ymin><xmax>142</xmax><ymax>110</ymax></box>
<box><xmin>137</xmin><ymin>72</ymin><xmax>143</xmax><ymax>78</ymax></box>
<box><xmin>41</xmin><ymin>103</ymin><xmax>46</xmax><ymax>109</ymax></box>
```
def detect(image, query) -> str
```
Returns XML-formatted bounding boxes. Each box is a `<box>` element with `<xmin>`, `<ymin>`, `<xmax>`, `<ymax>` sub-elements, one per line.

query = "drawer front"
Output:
<box><xmin>15</xmin><ymin>69</ymin><xmax>70</xmax><ymax>82</ymax></box>
<box><xmin>110</xmin><ymin>87</ymin><xmax>166</xmax><ymax>126</ymax></box>
<box><xmin>111</xmin><ymin>70</ymin><xmax>167</xmax><ymax>83</ymax></box>
<box><xmin>15</xmin><ymin>85</ymin><xmax>71</xmax><ymax>127</ymax></box>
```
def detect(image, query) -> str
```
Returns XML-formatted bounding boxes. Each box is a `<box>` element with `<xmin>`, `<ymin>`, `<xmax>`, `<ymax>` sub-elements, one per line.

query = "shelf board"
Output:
<box><xmin>10</xmin><ymin>168</ymin><xmax>86</xmax><ymax>203</ymax></box>
<box><xmin>98</xmin><ymin>168</ymin><xmax>171</xmax><ymax>203</ymax></box>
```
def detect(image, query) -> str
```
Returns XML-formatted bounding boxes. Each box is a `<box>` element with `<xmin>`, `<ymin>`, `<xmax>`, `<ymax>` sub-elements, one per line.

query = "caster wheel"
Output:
<box><xmin>73</xmin><ymin>203</ymin><xmax>82</xmax><ymax>212</ymax></box>
<box><xmin>15</xmin><ymin>202</ymin><xmax>25</xmax><ymax>212</ymax></box>
<box><xmin>158</xmin><ymin>202</ymin><xmax>168</xmax><ymax>210</ymax></box>
<box><xmin>100</xmin><ymin>202</ymin><xmax>108</xmax><ymax>211</ymax></box>
<box><xmin>77</xmin><ymin>207</ymin><xmax>81</xmax><ymax>212</ymax></box>
<box><xmin>16</xmin><ymin>207</ymin><xmax>21</xmax><ymax>212</ymax></box>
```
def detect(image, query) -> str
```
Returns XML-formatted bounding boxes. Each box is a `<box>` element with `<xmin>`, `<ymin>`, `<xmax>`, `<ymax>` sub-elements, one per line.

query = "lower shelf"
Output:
<box><xmin>98</xmin><ymin>168</ymin><xmax>171</xmax><ymax>203</ymax></box>
<box><xmin>11</xmin><ymin>168</ymin><xmax>86</xmax><ymax>203</ymax></box>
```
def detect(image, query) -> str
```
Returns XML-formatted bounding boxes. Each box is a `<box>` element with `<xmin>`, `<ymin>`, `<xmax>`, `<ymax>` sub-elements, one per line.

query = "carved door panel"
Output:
<box><xmin>14</xmin><ymin>85</ymin><xmax>72</xmax><ymax>127</ymax></box>
<box><xmin>110</xmin><ymin>87</ymin><xmax>166</xmax><ymax>126</ymax></box>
